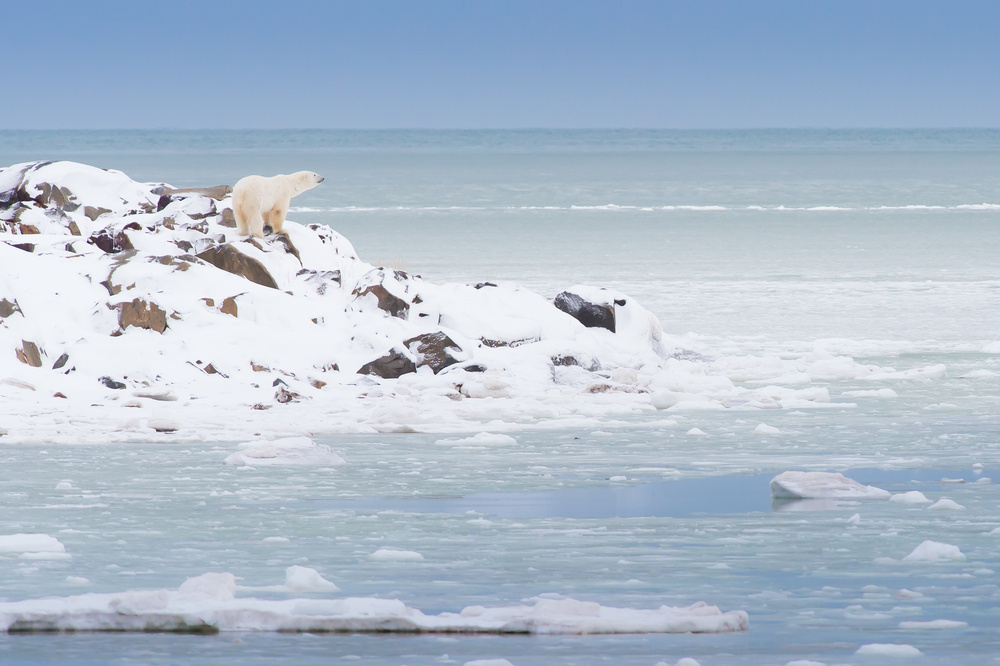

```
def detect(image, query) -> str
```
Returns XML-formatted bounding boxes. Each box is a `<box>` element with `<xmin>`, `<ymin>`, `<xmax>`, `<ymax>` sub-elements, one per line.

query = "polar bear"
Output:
<box><xmin>232</xmin><ymin>171</ymin><xmax>324</xmax><ymax>238</ymax></box>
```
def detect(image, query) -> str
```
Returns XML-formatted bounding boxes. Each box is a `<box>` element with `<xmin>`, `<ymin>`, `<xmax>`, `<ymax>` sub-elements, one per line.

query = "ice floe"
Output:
<box><xmin>0</xmin><ymin>533</ymin><xmax>68</xmax><ymax>559</ymax></box>
<box><xmin>223</xmin><ymin>437</ymin><xmax>346</xmax><ymax>467</ymax></box>
<box><xmin>769</xmin><ymin>471</ymin><xmax>890</xmax><ymax>500</ymax></box>
<box><xmin>0</xmin><ymin>572</ymin><xmax>749</xmax><ymax>635</ymax></box>
<box><xmin>902</xmin><ymin>540</ymin><xmax>966</xmax><ymax>562</ymax></box>
<box><xmin>854</xmin><ymin>643</ymin><xmax>922</xmax><ymax>657</ymax></box>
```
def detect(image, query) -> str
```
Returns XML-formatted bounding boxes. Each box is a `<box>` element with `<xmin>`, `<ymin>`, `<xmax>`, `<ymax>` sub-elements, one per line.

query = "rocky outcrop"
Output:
<box><xmin>554</xmin><ymin>291</ymin><xmax>620</xmax><ymax>333</ymax></box>
<box><xmin>405</xmin><ymin>332</ymin><xmax>462</xmax><ymax>374</ymax></box>
<box><xmin>196</xmin><ymin>244</ymin><xmax>279</xmax><ymax>289</ymax></box>
<box><xmin>15</xmin><ymin>340</ymin><xmax>43</xmax><ymax>367</ymax></box>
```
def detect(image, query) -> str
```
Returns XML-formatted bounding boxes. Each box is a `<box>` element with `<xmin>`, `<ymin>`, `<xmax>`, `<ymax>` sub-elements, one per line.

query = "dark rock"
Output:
<box><xmin>196</xmin><ymin>244</ymin><xmax>279</xmax><ymax>289</ymax></box>
<box><xmin>404</xmin><ymin>332</ymin><xmax>462</xmax><ymax>374</ymax></box>
<box><xmin>551</xmin><ymin>354</ymin><xmax>581</xmax><ymax>367</ymax></box>
<box><xmin>474</xmin><ymin>282</ymin><xmax>497</xmax><ymax>289</ymax></box>
<box><xmin>0</xmin><ymin>298</ymin><xmax>22</xmax><ymax>319</ymax></box>
<box><xmin>32</xmin><ymin>182</ymin><xmax>79</xmax><ymax>211</ymax></box>
<box><xmin>16</xmin><ymin>223</ymin><xmax>39</xmax><ymax>235</ymax></box>
<box><xmin>480</xmin><ymin>336</ymin><xmax>538</xmax><ymax>348</ymax></box>
<box><xmin>88</xmin><ymin>222</ymin><xmax>141</xmax><ymax>254</ymax></box>
<box><xmin>100</xmin><ymin>376</ymin><xmax>126</xmax><ymax>390</ymax></box>
<box><xmin>12</xmin><ymin>243</ymin><xmax>34</xmax><ymax>253</ymax></box>
<box><xmin>358</xmin><ymin>348</ymin><xmax>416</xmax><ymax>379</ymax></box>
<box><xmin>83</xmin><ymin>206</ymin><xmax>112</xmax><ymax>221</ymax></box>
<box><xmin>275</xmin><ymin>386</ymin><xmax>302</xmax><ymax>403</ymax></box>
<box><xmin>271</xmin><ymin>233</ymin><xmax>301</xmax><ymax>263</ymax></box>
<box><xmin>115</xmin><ymin>298</ymin><xmax>168</xmax><ymax>333</ymax></box>
<box><xmin>52</xmin><ymin>353</ymin><xmax>69</xmax><ymax>370</ymax></box>
<box><xmin>15</xmin><ymin>340</ymin><xmax>43</xmax><ymax>367</ymax></box>
<box><xmin>219</xmin><ymin>208</ymin><xmax>236</xmax><ymax>228</ymax></box>
<box><xmin>554</xmin><ymin>291</ymin><xmax>616</xmax><ymax>333</ymax></box>
<box><xmin>272</xmin><ymin>378</ymin><xmax>287</xmax><ymax>387</ymax></box>
<box><xmin>461</xmin><ymin>363</ymin><xmax>487</xmax><ymax>373</ymax></box>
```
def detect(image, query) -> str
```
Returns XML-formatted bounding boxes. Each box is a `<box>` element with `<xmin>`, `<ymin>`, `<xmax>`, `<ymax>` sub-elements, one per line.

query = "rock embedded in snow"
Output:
<box><xmin>770</xmin><ymin>471</ymin><xmax>891</xmax><ymax>500</ymax></box>
<box><xmin>903</xmin><ymin>540</ymin><xmax>965</xmax><ymax>562</ymax></box>
<box><xmin>554</xmin><ymin>289</ymin><xmax>619</xmax><ymax>333</ymax></box>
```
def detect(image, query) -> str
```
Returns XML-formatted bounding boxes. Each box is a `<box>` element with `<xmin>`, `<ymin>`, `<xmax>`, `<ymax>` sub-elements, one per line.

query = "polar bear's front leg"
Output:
<box><xmin>267</xmin><ymin>205</ymin><xmax>289</xmax><ymax>235</ymax></box>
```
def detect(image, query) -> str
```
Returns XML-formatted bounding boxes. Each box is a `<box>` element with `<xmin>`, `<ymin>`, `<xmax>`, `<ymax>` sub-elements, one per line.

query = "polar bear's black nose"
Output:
<box><xmin>318</xmin><ymin>176</ymin><xmax>325</xmax><ymax>183</ymax></box>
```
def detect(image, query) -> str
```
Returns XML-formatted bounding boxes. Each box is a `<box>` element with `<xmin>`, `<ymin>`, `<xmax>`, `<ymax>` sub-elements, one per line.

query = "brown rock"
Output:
<box><xmin>220</xmin><ymin>296</ymin><xmax>238</xmax><ymax>317</ymax></box>
<box><xmin>358</xmin><ymin>348</ymin><xmax>416</xmax><ymax>379</ymax></box>
<box><xmin>219</xmin><ymin>208</ymin><xmax>236</xmax><ymax>228</ymax></box>
<box><xmin>115</xmin><ymin>298</ymin><xmax>167</xmax><ymax>333</ymax></box>
<box><xmin>0</xmin><ymin>298</ymin><xmax>22</xmax><ymax>319</ymax></box>
<box><xmin>83</xmin><ymin>206</ymin><xmax>112</xmax><ymax>221</ymax></box>
<box><xmin>404</xmin><ymin>332</ymin><xmax>462</xmax><ymax>374</ymax></box>
<box><xmin>196</xmin><ymin>244</ymin><xmax>278</xmax><ymax>289</ymax></box>
<box><xmin>15</xmin><ymin>340</ymin><xmax>43</xmax><ymax>367</ymax></box>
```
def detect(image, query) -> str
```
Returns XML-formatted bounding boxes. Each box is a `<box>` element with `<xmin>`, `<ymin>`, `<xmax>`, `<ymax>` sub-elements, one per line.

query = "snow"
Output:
<box><xmin>223</xmin><ymin>437</ymin><xmax>346</xmax><ymax>467</ymax></box>
<box><xmin>0</xmin><ymin>572</ymin><xmax>749</xmax><ymax>635</ymax></box>
<box><xmin>854</xmin><ymin>643</ymin><xmax>923</xmax><ymax>657</ymax></box>
<box><xmin>902</xmin><ymin>540</ymin><xmax>966</xmax><ymax>562</ymax></box>
<box><xmin>0</xmin><ymin>160</ymin><xmax>950</xmax><ymax>444</ymax></box>
<box><xmin>769</xmin><ymin>471</ymin><xmax>891</xmax><ymax>499</ymax></box>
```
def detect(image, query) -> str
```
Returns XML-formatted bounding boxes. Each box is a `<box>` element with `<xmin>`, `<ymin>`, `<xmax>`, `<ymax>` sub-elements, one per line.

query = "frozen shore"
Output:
<box><xmin>0</xmin><ymin>161</ymin><xmax>945</xmax><ymax>444</ymax></box>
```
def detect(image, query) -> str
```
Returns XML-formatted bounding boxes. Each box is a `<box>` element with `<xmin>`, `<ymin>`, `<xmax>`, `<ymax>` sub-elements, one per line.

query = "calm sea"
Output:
<box><xmin>2</xmin><ymin>130</ymin><xmax>999</xmax><ymax>664</ymax></box>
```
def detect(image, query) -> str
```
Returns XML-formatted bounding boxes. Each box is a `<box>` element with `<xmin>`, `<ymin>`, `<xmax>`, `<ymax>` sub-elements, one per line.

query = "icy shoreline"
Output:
<box><xmin>0</xmin><ymin>161</ymin><xmax>945</xmax><ymax>444</ymax></box>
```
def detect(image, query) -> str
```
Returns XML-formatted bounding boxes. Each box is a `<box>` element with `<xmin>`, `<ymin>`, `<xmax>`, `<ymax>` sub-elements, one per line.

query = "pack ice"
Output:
<box><xmin>0</xmin><ymin>161</ymin><xmax>927</xmax><ymax>442</ymax></box>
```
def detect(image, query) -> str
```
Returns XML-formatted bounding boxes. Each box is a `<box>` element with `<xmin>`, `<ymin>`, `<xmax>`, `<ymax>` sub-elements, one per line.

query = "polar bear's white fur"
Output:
<box><xmin>232</xmin><ymin>171</ymin><xmax>324</xmax><ymax>238</ymax></box>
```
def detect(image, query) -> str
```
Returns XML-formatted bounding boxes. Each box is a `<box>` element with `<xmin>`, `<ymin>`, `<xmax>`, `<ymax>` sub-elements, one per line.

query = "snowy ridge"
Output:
<box><xmin>0</xmin><ymin>161</ymin><xmax>944</xmax><ymax>443</ymax></box>
<box><xmin>0</xmin><ymin>572</ymin><xmax>748</xmax><ymax>635</ymax></box>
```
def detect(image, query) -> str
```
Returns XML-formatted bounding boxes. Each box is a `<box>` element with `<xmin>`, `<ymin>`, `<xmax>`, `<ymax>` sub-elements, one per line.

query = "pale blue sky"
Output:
<box><xmin>5</xmin><ymin>0</ymin><xmax>999</xmax><ymax>129</ymax></box>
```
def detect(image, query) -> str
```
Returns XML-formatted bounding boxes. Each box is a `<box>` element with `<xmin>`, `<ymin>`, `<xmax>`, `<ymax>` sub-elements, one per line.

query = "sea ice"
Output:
<box><xmin>369</xmin><ymin>547</ymin><xmax>425</xmax><ymax>561</ymax></box>
<box><xmin>0</xmin><ymin>533</ymin><xmax>66</xmax><ymax>555</ymax></box>
<box><xmin>897</xmin><ymin>619</ymin><xmax>968</xmax><ymax>629</ymax></box>
<box><xmin>927</xmin><ymin>498</ymin><xmax>965</xmax><ymax>510</ymax></box>
<box><xmin>769</xmin><ymin>472</ymin><xmax>890</xmax><ymax>499</ymax></box>
<box><xmin>753</xmin><ymin>423</ymin><xmax>781</xmax><ymax>435</ymax></box>
<box><xmin>854</xmin><ymin>643</ymin><xmax>922</xmax><ymax>657</ymax></box>
<box><xmin>223</xmin><ymin>437</ymin><xmax>346</xmax><ymax>467</ymax></box>
<box><xmin>0</xmin><ymin>572</ymin><xmax>749</xmax><ymax>635</ymax></box>
<box><xmin>889</xmin><ymin>491</ymin><xmax>931</xmax><ymax>504</ymax></box>
<box><xmin>284</xmin><ymin>565</ymin><xmax>339</xmax><ymax>593</ymax></box>
<box><xmin>902</xmin><ymin>540</ymin><xmax>965</xmax><ymax>562</ymax></box>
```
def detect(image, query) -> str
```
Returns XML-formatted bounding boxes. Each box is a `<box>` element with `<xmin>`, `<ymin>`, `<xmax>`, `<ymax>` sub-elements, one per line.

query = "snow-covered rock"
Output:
<box><xmin>0</xmin><ymin>161</ymin><xmax>935</xmax><ymax>442</ymax></box>
<box><xmin>769</xmin><ymin>471</ymin><xmax>891</xmax><ymax>500</ymax></box>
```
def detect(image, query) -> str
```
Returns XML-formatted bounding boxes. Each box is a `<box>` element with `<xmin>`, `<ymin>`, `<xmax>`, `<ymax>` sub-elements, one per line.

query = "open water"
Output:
<box><xmin>2</xmin><ymin>130</ymin><xmax>1000</xmax><ymax>664</ymax></box>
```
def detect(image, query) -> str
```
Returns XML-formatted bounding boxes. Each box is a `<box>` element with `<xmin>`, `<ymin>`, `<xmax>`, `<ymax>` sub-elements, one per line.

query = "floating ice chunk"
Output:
<box><xmin>436</xmin><ymin>432</ymin><xmax>517</xmax><ymax>447</ymax></box>
<box><xmin>224</xmin><ymin>437</ymin><xmax>346</xmax><ymax>467</ymax></box>
<box><xmin>370</xmin><ymin>547</ymin><xmax>424</xmax><ymax>561</ymax></box>
<box><xmin>927</xmin><ymin>498</ymin><xmax>965</xmax><ymax>511</ymax></box>
<box><xmin>769</xmin><ymin>472</ymin><xmax>890</xmax><ymax>499</ymax></box>
<box><xmin>464</xmin><ymin>660</ymin><xmax>514</xmax><ymax>666</ymax></box>
<box><xmin>855</xmin><ymin>643</ymin><xmax>922</xmax><ymax>657</ymax></box>
<box><xmin>0</xmin><ymin>574</ymin><xmax>748</xmax><ymax>634</ymax></box>
<box><xmin>842</xmin><ymin>388</ymin><xmax>898</xmax><ymax>398</ymax></box>
<box><xmin>898</xmin><ymin>619</ymin><xmax>968</xmax><ymax>629</ymax></box>
<box><xmin>903</xmin><ymin>540</ymin><xmax>965</xmax><ymax>562</ymax></box>
<box><xmin>676</xmin><ymin>659</ymin><xmax>703</xmax><ymax>666</ymax></box>
<box><xmin>55</xmin><ymin>480</ymin><xmax>74</xmax><ymax>490</ymax></box>
<box><xmin>897</xmin><ymin>589</ymin><xmax>923</xmax><ymax>599</ymax></box>
<box><xmin>0</xmin><ymin>533</ymin><xmax>67</xmax><ymax>555</ymax></box>
<box><xmin>263</xmin><ymin>536</ymin><xmax>290</xmax><ymax>543</ymax></box>
<box><xmin>285</xmin><ymin>566</ymin><xmax>339</xmax><ymax>593</ymax></box>
<box><xmin>785</xmin><ymin>661</ymin><xmax>826</xmax><ymax>666</ymax></box>
<box><xmin>65</xmin><ymin>576</ymin><xmax>90</xmax><ymax>586</ymax></box>
<box><xmin>890</xmin><ymin>491</ymin><xmax>931</xmax><ymax>504</ymax></box>
<box><xmin>686</xmin><ymin>428</ymin><xmax>707</xmax><ymax>436</ymax></box>
<box><xmin>754</xmin><ymin>423</ymin><xmax>781</xmax><ymax>435</ymax></box>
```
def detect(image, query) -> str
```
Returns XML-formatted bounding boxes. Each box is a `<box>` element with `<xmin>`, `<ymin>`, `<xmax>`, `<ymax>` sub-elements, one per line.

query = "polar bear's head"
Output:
<box><xmin>291</xmin><ymin>171</ymin><xmax>325</xmax><ymax>194</ymax></box>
